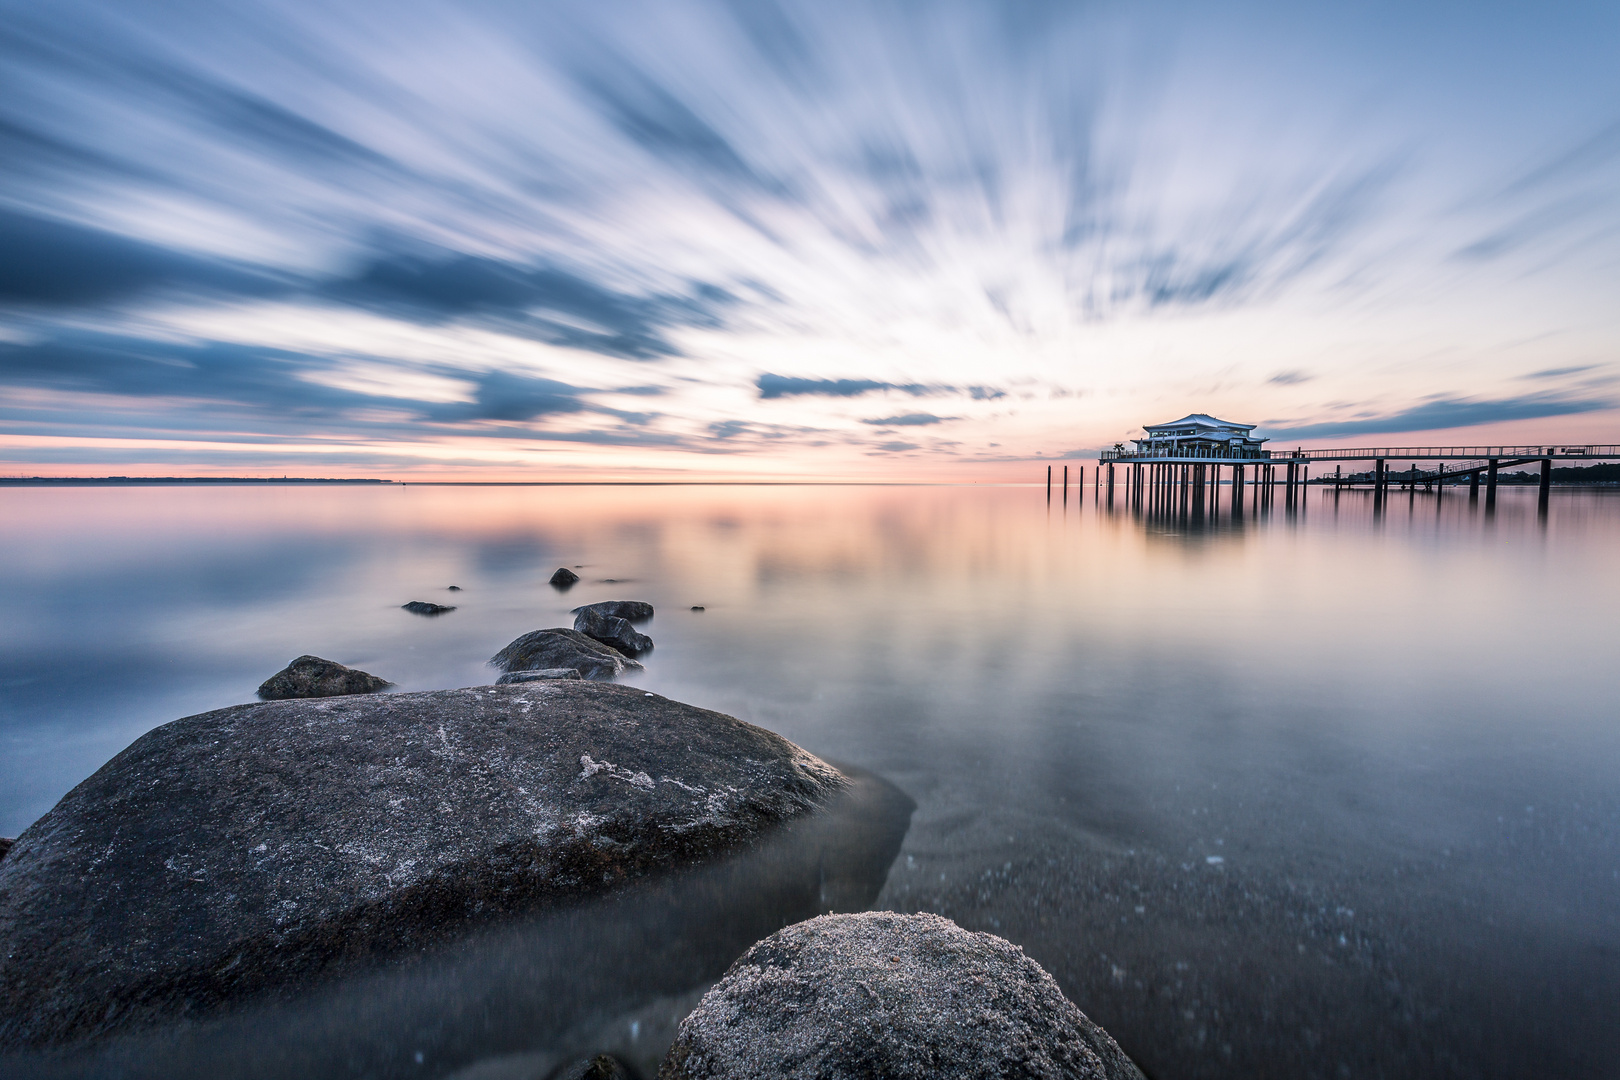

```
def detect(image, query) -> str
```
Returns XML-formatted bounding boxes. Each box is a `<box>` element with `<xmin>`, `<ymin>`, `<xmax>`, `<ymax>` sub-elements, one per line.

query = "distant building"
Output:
<box><xmin>1131</xmin><ymin>414</ymin><xmax>1268</xmax><ymax>458</ymax></box>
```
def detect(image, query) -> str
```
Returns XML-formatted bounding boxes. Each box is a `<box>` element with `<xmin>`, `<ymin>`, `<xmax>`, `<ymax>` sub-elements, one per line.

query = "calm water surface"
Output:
<box><xmin>2</xmin><ymin>482</ymin><xmax>1617</xmax><ymax>1079</ymax></box>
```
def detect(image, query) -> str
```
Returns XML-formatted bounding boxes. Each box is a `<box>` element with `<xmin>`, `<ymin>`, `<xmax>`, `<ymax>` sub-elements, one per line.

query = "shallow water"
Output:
<box><xmin>2</xmin><ymin>482</ymin><xmax>1618</xmax><ymax>1079</ymax></box>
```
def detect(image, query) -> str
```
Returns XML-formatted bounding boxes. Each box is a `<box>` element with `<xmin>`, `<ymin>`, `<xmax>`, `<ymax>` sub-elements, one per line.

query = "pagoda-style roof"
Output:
<box><xmin>1143</xmin><ymin>414</ymin><xmax>1257</xmax><ymax>433</ymax></box>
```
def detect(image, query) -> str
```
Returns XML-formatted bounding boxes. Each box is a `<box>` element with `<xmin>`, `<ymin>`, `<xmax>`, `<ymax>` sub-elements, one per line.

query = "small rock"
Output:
<box><xmin>550</xmin><ymin>568</ymin><xmax>580</xmax><ymax>587</ymax></box>
<box><xmin>570</xmin><ymin>600</ymin><xmax>654</xmax><ymax>622</ymax></box>
<box><xmin>447</xmin><ymin>585</ymin><xmax>462</xmax><ymax>591</ymax></box>
<box><xmin>690</xmin><ymin>606</ymin><xmax>704</xmax><ymax>612</ymax></box>
<box><xmin>496</xmin><ymin>668</ymin><xmax>582</xmax><ymax>683</ymax></box>
<box><xmin>574</xmin><ymin>608</ymin><xmax>654</xmax><ymax>658</ymax></box>
<box><xmin>257</xmin><ymin>655</ymin><xmax>392</xmax><ymax>700</ymax></box>
<box><xmin>661</xmin><ymin>912</ymin><xmax>1144</xmax><ymax>1080</ymax></box>
<box><xmin>403</xmin><ymin>600</ymin><xmax>456</xmax><ymax>615</ymax></box>
<box><xmin>491</xmin><ymin>629</ymin><xmax>644</xmax><ymax>681</ymax></box>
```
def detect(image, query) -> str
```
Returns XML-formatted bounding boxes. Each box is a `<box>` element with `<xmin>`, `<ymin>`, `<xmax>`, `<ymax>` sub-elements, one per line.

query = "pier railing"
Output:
<box><xmin>1098</xmin><ymin>444</ymin><xmax>1620</xmax><ymax>464</ymax></box>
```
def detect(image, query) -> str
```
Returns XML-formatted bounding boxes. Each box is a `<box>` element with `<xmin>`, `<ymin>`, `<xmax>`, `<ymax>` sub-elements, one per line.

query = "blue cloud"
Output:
<box><xmin>0</xmin><ymin>208</ymin><xmax>278</xmax><ymax>306</ymax></box>
<box><xmin>861</xmin><ymin>413</ymin><xmax>954</xmax><ymax>426</ymax></box>
<box><xmin>757</xmin><ymin>375</ymin><xmax>933</xmax><ymax>399</ymax></box>
<box><xmin>329</xmin><ymin>251</ymin><xmax>731</xmax><ymax>360</ymax></box>
<box><xmin>1263</xmin><ymin>393</ymin><xmax>1613</xmax><ymax>439</ymax></box>
<box><xmin>0</xmin><ymin>330</ymin><xmax>671</xmax><ymax>446</ymax></box>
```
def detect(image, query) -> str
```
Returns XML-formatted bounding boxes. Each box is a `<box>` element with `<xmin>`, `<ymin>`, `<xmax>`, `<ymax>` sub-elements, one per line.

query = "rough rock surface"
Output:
<box><xmin>661</xmin><ymin>912</ymin><xmax>1144</xmax><ymax>1080</ymax></box>
<box><xmin>574</xmin><ymin>608</ymin><xmax>654</xmax><ymax>657</ymax></box>
<box><xmin>0</xmin><ymin>839</ymin><xmax>11</xmax><ymax>862</ymax></box>
<box><xmin>491</xmin><ymin>629</ymin><xmax>643</xmax><ymax>681</ymax></box>
<box><xmin>496</xmin><ymin>668</ymin><xmax>583</xmax><ymax>683</ymax></box>
<box><xmin>550</xmin><ymin>568</ymin><xmax>580</xmax><ymax>587</ymax></box>
<box><xmin>571</xmin><ymin>601</ymin><xmax>654</xmax><ymax>623</ymax></box>
<box><xmin>256</xmin><ymin>655</ymin><xmax>391</xmax><ymax>700</ymax></box>
<box><xmin>402</xmin><ymin>600</ymin><xmax>455</xmax><ymax>615</ymax></box>
<box><xmin>0</xmin><ymin>683</ymin><xmax>847</xmax><ymax>1050</ymax></box>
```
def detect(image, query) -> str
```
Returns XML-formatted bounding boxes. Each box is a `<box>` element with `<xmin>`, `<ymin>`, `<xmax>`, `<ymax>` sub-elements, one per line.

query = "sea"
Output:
<box><xmin>1</xmin><ymin>481</ymin><xmax>1616</xmax><ymax>1079</ymax></box>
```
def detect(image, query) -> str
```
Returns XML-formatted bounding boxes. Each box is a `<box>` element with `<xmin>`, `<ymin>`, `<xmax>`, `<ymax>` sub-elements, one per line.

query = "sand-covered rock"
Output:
<box><xmin>661</xmin><ymin>912</ymin><xmax>1144</xmax><ymax>1080</ymax></box>
<box><xmin>0</xmin><ymin>683</ymin><xmax>846</xmax><ymax>1050</ymax></box>
<box><xmin>256</xmin><ymin>655</ymin><xmax>391</xmax><ymax>700</ymax></box>
<box><xmin>491</xmin><ymin>628</ymin><xmax>643</xmax><ymax>681</ymax></box>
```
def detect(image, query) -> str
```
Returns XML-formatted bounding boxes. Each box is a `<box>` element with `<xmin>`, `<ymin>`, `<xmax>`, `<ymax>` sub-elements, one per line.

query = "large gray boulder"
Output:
<box><xmin>571</xmin><ymin>601</ymin><xmax>654</xmax><ymax>622</ymax></box>
<box><xmin>661</xmin><ymin>912</ymin><xmax>1144</xmax><ymax>1080</ymax></box>
<box><xmin>256</xmin><ymin>655</ymin><xmax>391</xmax><ymax>700</ymax></box>
<box><xmin>492</xmin><ymin>628</ymin><xmax>644</xmax><ymax>681</ymax></box>
<box><xmin>574</xmin><ymin>608</ymin><xmax>653</xmax><ymax>658</ymax></box>
<box><xmin>0</xmin><ymin>683</ymin><xmax>847</xmax><ymax>1050</ymax></box>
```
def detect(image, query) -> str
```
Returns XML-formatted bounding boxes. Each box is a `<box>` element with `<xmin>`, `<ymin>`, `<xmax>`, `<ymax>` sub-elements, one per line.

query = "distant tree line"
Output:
<box><xmin>1550</xmin><ymin>463</ymin><xmax>1620</xmax><ymax>482</ymax></box>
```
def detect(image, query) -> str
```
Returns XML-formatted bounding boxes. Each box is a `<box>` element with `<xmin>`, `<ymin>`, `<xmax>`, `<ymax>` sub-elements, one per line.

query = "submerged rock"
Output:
<box><xmin>496</xmin><ymin>668</ymin><xmax>583</xmax><ymax>683</ymax></box>
<box><xmin>402</xmin><ymin>600</ymin><xmax>455</xmax><ymax>615</ymax></box>
<box><xmin>574</xmin><ymin>608</ymin><xmax>653</xmax><ymax>658</ymax></box>
<box><xmin>550</xmin><ymin>568</ymin><xmax>580</xmax><ymax>587</ymax></box>
<box><xmin>570</xmin><ymin>600</ymin><xmax>654</xmax><ymax>623</ymax></box>
<box><xmin>552</xmin><ymin>1055</ymin><xmax>639</xmax><ymax>1080</ymax></box>
<box><xmin>661</xmin><ymin>912</ymin><xmax>1144</xmax><ymax>1080</ymax></box>
<box><xmin>491</xmin><ymin>629</ymin><xmax>643</xmax><ymax>682</ymax></box>
<box><xmin>256</xmin><ymin>655</ymin><xmax>391</xmax><ymax>700</ymax></box>
<box><xmin>0</xmin><ymin>683</ymin><xmax>847</xmax><ymax>1050</ymax></box>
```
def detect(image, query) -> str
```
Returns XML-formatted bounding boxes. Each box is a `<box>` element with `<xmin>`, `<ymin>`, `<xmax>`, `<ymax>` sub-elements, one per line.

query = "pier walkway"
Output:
<box><xmin>1039</xmin><ymin>442</ymin><xmax>1619</xmax><ymax>516</ymax></box>
<box><xmin>1088</xmin><ymin>442</ymin><xmax>1620</xmax><ymax>506</ymax></box>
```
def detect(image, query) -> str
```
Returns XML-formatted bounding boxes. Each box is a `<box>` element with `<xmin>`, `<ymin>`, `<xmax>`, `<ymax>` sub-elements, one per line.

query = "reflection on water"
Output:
<box><xmin>2</xmin><ymin>483</ymin><xmax>1619</xmax><ymax>1079</ymax></box>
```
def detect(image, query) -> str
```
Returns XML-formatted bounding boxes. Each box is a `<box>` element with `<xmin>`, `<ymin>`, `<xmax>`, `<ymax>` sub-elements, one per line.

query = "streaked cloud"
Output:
<box><xmin>756</xmin><ymin>375</ymin><xmax>937</xmax><ymax>400</ymax></box>
<box><xmin>861</xmin><ymin>413</ymin><xmax>955</xmax><ymax>427</ymax></box>
<box><xmin>0</xmin><ymin>0</ymin><xmax>1615</xmax><ymax>475</ymax></box>
<box><xmin>1265</xmin><ymin>393</ymin><xmax>1613</xmax><ymax>440</ymax></box>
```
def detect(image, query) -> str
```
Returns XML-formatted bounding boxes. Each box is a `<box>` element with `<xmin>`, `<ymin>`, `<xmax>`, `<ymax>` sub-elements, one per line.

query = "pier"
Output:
<box><xmin>1057</xmin><ymin>415</ymin><xmax>1620</xmax><ymax>517</ymax></box>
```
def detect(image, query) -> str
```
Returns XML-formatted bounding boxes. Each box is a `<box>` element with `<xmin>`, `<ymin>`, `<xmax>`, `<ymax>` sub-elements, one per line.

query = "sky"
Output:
<box><xmin>1</xmin><ymin>0</ymin><xmax>1617</xmax><ymax>480</ymax></box>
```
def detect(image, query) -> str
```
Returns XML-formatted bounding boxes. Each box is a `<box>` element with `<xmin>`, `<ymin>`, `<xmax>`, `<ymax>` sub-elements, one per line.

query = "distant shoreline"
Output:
<box><xmin>0</xmin><ymin>477</ymin><xmax>393</xmax><ymax>486</ymax></box>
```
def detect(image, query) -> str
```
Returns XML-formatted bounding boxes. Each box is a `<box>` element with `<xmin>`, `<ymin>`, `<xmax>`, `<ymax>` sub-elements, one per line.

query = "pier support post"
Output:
<box><xmin>1046</xmin><ymin>465</ymin><xmax>1051</xmax><ymax>501</ymax></box>
<box><xmin>1540</xmin><ymin>457</ymin><xmax>1551</xmax><ymax>505</ymax></box>
<box><xmin>1486</xmin><ymin>459</ymin><xmax>1498</xmax><ymax>504</ymax></box>
<box><xmin>1374</xmin><ymin>458</ymin><xmax>1386</xmax><ymax>494</ymax></box>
